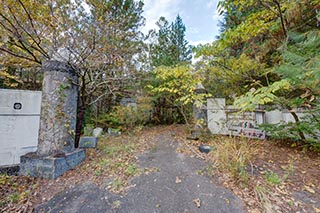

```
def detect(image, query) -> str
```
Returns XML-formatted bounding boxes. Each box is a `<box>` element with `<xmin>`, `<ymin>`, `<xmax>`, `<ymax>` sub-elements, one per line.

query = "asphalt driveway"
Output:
<box><xmin>36</xmin><ymin>134</ymin><xmax>243</xmax><ymax>213</ymax></box>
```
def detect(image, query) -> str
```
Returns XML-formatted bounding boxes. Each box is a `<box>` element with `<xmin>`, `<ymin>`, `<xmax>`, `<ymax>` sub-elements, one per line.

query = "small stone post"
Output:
<box><xmin>37</xmin><ymin>61</ymin><xmax>78</xmax><ymax>156</ymax></box>
<box><xmin>194</xmin><ymin>83</ymin><xmax>207</xmax><ymax>123</ymax></box>
<box><xmin>191</xmin><ymin>83</ymin><xmax>207</xmax><ymax>139</ymax></box>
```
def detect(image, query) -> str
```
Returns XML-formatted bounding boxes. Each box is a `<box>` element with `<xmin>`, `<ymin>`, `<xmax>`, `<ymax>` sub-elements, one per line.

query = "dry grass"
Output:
<box><xmin>206</xmin><ymin>136</ymin><xmax>258</xmax><ymax>184</ymax></box>
<box><xmin>178</xmin><ymin>129</ymin><xmax>320</xmax><ymax>212</ymax></box>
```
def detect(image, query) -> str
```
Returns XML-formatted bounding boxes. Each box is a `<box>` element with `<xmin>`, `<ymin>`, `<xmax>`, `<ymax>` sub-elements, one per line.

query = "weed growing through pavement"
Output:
<box><xmin>111</xmin><ymin>178</ymin><xmax>125</xmax><ymax>192</ymax></box>
<box><xmin>80</xmin><ymin>129</ymin><xmax>155</xmax><ymax>193</ymax></box>
<box><xmin>125</xmin><ymin>164</ymin><xmax>138</xmax><ymax>176</ymax></box>
<box><xmin>265</xmin><ymin>171</ymin><xmax>282</xmax><ymax>185</ymax></box>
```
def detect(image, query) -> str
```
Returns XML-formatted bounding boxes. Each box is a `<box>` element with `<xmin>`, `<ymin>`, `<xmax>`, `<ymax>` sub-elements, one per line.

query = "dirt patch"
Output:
<box><xmin>252</xmin><ymin>140</ymin><xmax>320</xmax><ymax>212</ymax></box>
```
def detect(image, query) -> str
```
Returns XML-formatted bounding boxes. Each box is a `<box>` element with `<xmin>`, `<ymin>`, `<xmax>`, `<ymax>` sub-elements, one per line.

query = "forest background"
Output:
<box><xmin>0</xmin><ymin>0</ymin><xmax>319</xmax><ymax>149</ymax></box>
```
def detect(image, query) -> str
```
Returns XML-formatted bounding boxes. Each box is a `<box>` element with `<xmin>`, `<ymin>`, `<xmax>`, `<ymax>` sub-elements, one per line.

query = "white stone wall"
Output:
<box><xmin>207</xmin><ymin>98</ymin><xmax>309</xmax><ymax>140</ymax></box>
<box><xmin>0</xmin><ymin>89</ymin><xmax>41</xmax><ymax>166</ymax></box>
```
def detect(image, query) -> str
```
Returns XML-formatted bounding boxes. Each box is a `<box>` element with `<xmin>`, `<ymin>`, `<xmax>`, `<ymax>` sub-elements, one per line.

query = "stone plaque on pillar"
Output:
<box><xmin>20</xmin><ymin>61</ymin><xmax>85</xmax><ymax>179</ymax></box>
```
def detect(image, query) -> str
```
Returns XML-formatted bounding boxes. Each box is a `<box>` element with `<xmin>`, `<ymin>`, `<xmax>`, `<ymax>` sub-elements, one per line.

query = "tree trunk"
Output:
<box><xmin>288</xmin><ymin>107</ymin><xmax>306</xmax><ymax>141</ymax></box>
<box><xmin>274</xmin><ymin>0</ymin><xmax>287</xmax><ymax>38</ymax></box>
<box><xmin>75</xmin><ymin>104</ymin><xmax>86</xmax><ymax>148</ymax></box>
<box><xmin>75</xmin><ymin>75</ymin><xmax>87</xmax><ymax>148</ymax></box>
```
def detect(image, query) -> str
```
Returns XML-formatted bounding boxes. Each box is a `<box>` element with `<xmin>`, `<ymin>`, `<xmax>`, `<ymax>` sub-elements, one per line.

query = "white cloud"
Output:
<box><xmin>206</xmin><ymin>0</ymin><xmax>222</xmax><ymax>21</ymax></box>
<box><xmin>189</xmin><ymin>38</ymin><xmax>216</xmax><ymax>46</ymax></box>
<box><xmin>206</xmin><ymin>0</ymin><xmax>216</xmax><ymax>9</ymax></box>
<box><xmin>142</xmin><ymin>0</ymin><xmax>183</xmax><ymax>34</ymax></box>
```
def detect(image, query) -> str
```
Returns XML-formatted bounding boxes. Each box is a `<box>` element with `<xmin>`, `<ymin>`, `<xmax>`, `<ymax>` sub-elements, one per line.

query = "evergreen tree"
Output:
<box><xmin>149</xmin><ymin>15</ymin><xmax>192</xmax><ymax>68</ymax></box>
<box><xmin>145</xmin><ymin>15</ymin><xmax>193</xmax><ymax>124</ymax></box>
<box><xmin>170</xmin><ymin>15</ymin><xmax>192</xmax><ymax>64</ymax></box>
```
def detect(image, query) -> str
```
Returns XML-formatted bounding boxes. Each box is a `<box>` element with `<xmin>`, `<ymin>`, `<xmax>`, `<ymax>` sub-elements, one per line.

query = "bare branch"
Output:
<box><xmin>0</xmin><ymin>47</ymin><xmax>40</xmax><ymax>64</ymax></box>
<box><xmin>7</xmin><ymin>7</ymin><xmax>49</xmax><ymax>58</ymax></box>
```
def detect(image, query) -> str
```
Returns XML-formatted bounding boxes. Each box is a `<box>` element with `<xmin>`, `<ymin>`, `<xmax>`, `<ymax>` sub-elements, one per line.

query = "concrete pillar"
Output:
<box><xmin>37</xmin><ymin>61</ymin><xmax>78</xmax><ymax>156</ymax></box>
<box><xmin>207</xmin><ymin>98</ymin><xmax>228</xmax><ymax>135</ymax></box>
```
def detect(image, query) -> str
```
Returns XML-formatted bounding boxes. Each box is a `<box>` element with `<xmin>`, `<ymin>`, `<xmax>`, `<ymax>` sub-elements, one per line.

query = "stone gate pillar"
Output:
<box><xmin>20</xmin><ymin>60</ymin><xmax>85</xmax><ymax>179</ymax></box>
<box><xmin>37</xmin><ymin>61</ymin><xmax>78</xmax><ymax>156</ymax></box>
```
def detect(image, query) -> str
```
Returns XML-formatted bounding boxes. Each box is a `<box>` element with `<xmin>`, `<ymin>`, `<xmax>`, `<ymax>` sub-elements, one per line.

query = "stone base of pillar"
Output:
<box><xmin>19</xmin><ymin>149</ymin><xmax>85</xmax><ymax>179</ymax></box>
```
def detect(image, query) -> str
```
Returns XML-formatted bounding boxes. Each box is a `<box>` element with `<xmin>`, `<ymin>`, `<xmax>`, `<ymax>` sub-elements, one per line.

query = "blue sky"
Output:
<box><xmin>142</xmin><ymin>0</ymin><xmax>222</xmax><ymax>46</ymax></box>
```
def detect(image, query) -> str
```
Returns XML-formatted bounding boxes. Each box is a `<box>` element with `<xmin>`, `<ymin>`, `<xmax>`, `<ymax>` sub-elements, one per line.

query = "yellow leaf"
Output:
<box><xmin>304</xmin><ymin>186</ymin><xmax>315</xmax><ymax>194</ymax></box>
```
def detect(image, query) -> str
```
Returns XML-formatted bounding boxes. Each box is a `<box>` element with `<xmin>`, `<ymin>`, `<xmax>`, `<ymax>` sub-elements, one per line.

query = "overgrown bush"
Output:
<box><xmin>147</xmin><ymin>65</ymin><xmax>209</xmax><ymax>124</ymax></box>
<box><xmin>260</xmin><ymin>107</ymin><xmax>320</xmax><ymax>152</ymax></box>
<box><xmin>91</xmin><ymin>97</ymin><xmax>153</xmax><ymax>131</ymax></box>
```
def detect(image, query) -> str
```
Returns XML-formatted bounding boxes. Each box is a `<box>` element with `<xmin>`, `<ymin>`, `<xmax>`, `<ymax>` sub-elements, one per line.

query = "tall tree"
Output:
<box><xmin>170</xmin><ymin>15</ymin><xmax>192</xmax><ymax>64</ymax></box>
<box><xmin>75</xmin><ymin>0</ymin><xmax>145</xmax><ymax>144</ymax></box>
<box><xmin>148</xmin><ymin>15</ymin><xmax>192</xmax><ymax>68</ymax></box>
<box><xmin>144</xmin><ymin>15</ymin><xmax>196</xmax><ymax>124</ymax></box>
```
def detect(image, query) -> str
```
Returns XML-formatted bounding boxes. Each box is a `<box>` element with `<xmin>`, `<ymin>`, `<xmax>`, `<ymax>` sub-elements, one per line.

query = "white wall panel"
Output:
<box><xmin>0</xmin><ymin>89</ymin><xmax>41</xmax><ymax>166</ymax></box>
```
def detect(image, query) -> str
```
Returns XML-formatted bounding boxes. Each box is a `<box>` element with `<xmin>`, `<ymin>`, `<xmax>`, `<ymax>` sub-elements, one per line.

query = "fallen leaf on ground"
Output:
<box><xmin>304</xmin><ymin>186</ymin><xmax>315</xmax><ymax>194</ymax></box>
<box><xmin>250</xmin><ymin>209</ymin><xmax>261</xmax><ymax>213</ymax></box>
<box><xmin>175</xmin><ymin>176</ymin><xmax>182</xmax><ymax>184</ymax></box>
<box><xmin>193</xmin><ymin>198</ymin><xmax>201</xmax><ymax>208</ymax></box>
<box><xmin>225</xmin><ymin>198</ymin><xmax>230</xmax><ymax>204</ymax></box>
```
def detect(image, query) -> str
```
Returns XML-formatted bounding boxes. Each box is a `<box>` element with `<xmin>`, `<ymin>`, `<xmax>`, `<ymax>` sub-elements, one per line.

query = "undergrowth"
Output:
<box><xmin>81</xmin><ymin>129</ymin><xmax>155</xmax><ymax>193</ymax></box>
<box><xmin>0</xmin><ymin>174</ymin><xmax>38</xmax><ymax>211</ymax></box>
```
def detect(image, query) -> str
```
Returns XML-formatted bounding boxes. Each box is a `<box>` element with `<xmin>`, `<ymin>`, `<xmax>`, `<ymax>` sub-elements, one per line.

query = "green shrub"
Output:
<box><xmin>92</xmin><ymin>97</ymin><xmax>153</xmax><ymax>131</ymax></box>
<box><xmin>265</xmin><ymin>171</ymin><xmax>282</xmax><ymax>185</ymax></box>
<box><xmin>260</xmin><ymin>109</ymin><xmax>320</xmax><ymax>152</ymax></box>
